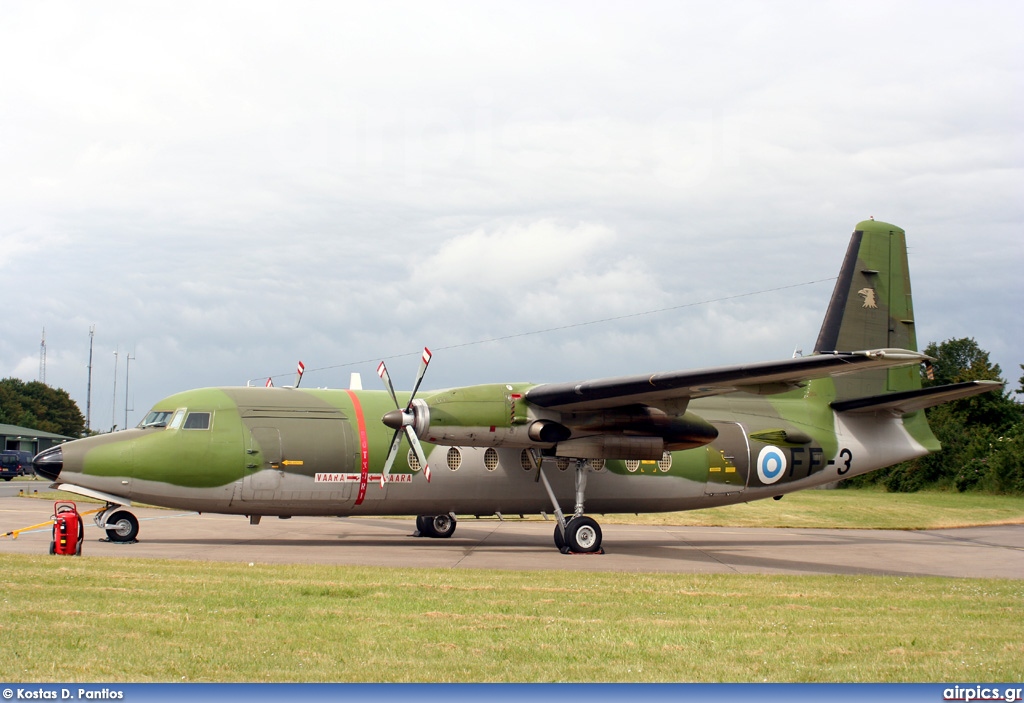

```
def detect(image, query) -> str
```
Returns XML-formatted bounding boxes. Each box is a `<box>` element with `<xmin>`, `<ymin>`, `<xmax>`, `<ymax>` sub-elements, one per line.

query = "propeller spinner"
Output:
<box><xmin>377</xmin><ymin>347</ymin><xmax>433</xmax><ymax>487</ymax></box>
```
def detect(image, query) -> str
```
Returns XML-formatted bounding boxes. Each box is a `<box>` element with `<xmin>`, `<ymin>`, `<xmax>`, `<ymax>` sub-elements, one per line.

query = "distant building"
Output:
<box><xmin>1</xmin><ymin>423</ymin><xmax>74</xmax><ymax>456</ymax></box>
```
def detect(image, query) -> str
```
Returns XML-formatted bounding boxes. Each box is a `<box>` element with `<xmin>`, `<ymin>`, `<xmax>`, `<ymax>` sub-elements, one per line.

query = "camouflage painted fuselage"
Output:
<box><xmin>53</xmin><ymin>377</ymin><xmax>938</xmax><ymax>518</ymax></box>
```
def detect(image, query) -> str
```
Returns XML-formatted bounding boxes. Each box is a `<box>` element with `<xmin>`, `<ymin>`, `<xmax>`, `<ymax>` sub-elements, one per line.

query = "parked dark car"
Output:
<box><xmin>0</xmin><ymin>451</ymin><xmax>27</xmax><ymax>480</ymax></box>
<box><xmin>13</xmin><ymin>451</ymin><xmax>34</xmax><ymax>476</ymax></box>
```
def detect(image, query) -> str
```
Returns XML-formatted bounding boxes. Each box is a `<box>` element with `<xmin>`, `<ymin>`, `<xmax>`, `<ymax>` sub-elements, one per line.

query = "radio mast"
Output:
<box><xmin>86</xmin><ymin>326</ymin><xmax>95</xmax><ymax>432</ymax></box>
<box><xmin>111</xmin><ymin>348</ymin><xmax>118</xmax><ymax>432</ymax></box>
<box><xmin>124</xmin><ymin>351</ymin><xmax>135</xmax><ymax>430</ymax></box>
<box><xmin>39</xmin><ymin>328</ymin><xmax>47</xmax><ymax>385</ymax></box>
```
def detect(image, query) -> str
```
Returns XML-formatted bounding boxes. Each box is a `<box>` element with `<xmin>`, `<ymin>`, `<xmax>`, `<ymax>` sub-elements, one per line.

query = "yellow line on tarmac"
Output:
<box><xmin>1</xmin><ymin>506</ymin><xmax>104</xmax><ymax>540</ymax></box>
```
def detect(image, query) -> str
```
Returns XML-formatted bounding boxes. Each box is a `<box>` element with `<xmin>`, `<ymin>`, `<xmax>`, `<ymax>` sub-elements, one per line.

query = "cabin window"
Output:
<box><xmin>168</xmin><ymin>409</ymin><xmax>186</xmax><ymax>430</ymax></box>
<box><xmin>183</xmin><ymin>412</ymin><xmax>211</xmax><ymax>430</ymax></box>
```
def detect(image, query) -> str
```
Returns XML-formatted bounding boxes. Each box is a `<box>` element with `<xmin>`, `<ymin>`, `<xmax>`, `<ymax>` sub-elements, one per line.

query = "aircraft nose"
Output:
<box><xmin>33</xmin><ymin>446</ymin><xmax>63</xmax><ymax>481</ymax></box>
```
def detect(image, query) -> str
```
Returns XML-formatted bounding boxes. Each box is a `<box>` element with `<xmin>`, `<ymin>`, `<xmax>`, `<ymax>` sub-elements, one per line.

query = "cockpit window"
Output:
<box><xmin>139</xmin><ymin>411</ymin><xmax>174</xmax><ymax>428</ymax></box>
<box><xmin>168</xmin><ymin>409</ymin><xmax>186</xmax><ymax>430</ymax></box>
<box><xmin>183</xmin><ymin>412</ymin><xmax>211</xmax><ymax>430</ymax></box>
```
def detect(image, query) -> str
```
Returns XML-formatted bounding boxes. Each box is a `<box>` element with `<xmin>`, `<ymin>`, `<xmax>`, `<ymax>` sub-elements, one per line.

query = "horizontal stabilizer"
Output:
<box><xmin>831</xmin><ymin>380</ymin><xmax>1004</xmax><ymax>415</ymax></box>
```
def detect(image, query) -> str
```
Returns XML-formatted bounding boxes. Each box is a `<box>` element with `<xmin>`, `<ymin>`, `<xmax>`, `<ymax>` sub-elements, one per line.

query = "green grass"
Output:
<box><xmin>4</xmin><ymin>491</ymin><xmax>1023</xmax><ymax>682</ymax></box>
<box><xmin>1</xmin><ymin>554</ymin><xmax>1020</xmax><ymax>682</ymax></box>
<box><xmin>602</xmin><ymin>488</ymin><xmax>1024</xmax><ymax>529</ymax></box>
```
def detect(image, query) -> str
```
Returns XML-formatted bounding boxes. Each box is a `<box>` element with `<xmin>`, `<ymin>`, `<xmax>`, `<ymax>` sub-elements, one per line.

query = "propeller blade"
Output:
<box><xmin>377</xmin><ymin>361</ymin><xmax>400</xmax><ymax>409</ymax></box>
<box><xmin>407</xmin><ymin>347</ymin><xmax>432</xmax><ymax>405</ymax></box>
<box><xmin>376</xmin><ymin>347</ymin><xmax>433</xmax><ymax>485</ymax></box>
<box><xmin>404</xmin><ymin>426</ymin><xmax>431</xmax><ymax>482</ymax></box>
<box><xmin>380</xmin><ymin>428</ymin><xmax>404</xmax><ymax>488</ymax></box>
<box><xmin>294</xmin><ymin>360</ymin><xmax>305</xmax><ymax>388</ymax></box>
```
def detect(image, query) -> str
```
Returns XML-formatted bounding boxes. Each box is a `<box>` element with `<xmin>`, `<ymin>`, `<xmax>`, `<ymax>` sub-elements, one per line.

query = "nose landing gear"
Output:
<box><xmin>96</xmin><ymin>506</ymin><xmax>140</xmax><ymax>543</ymax></box>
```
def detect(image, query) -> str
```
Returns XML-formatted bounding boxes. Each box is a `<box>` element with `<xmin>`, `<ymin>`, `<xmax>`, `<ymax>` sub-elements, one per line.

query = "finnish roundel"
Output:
<box><xmin>757</xmin><ymin>445</ymin><xmax>787</xmax><ymax>485</ymax></box>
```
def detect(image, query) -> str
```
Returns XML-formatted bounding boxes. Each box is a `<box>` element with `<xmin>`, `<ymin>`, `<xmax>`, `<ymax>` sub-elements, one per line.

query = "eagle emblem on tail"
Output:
<box><xmin>858</xmin><ymin>287</ymin><xmax>878</xmax><ymax>309</ymax></box>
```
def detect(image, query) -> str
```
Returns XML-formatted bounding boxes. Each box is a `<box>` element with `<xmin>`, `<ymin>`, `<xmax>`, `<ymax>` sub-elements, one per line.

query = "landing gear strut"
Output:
<box><xmin>535</xmin><ymin>453</ymin><xmax>604</xmax><ymax>554</ymax></box>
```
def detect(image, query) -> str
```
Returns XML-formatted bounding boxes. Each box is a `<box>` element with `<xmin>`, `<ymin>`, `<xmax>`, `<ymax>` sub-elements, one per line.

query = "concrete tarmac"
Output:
<box><xmin>1</xmin><ymin>497</ymin><xmax>1022</xmax><ymax>577</ymax></box>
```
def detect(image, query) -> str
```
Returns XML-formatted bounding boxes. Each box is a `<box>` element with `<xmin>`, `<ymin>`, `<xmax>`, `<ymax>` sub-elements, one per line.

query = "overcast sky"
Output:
<box><xmin>2</xmin><ymin>1</ymin><xmax>1021</xmax><ymax>432</ymax></box>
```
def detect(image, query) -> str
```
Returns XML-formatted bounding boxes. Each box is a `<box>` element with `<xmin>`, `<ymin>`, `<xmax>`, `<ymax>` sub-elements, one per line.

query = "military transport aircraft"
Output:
<box><xmin>33</xmin><ymin>219</ymin><xmax>1001</xmax><ymax>553</ymax></box>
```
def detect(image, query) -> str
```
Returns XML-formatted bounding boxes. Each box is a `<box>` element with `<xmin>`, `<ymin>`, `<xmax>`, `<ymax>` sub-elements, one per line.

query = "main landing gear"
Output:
<box><xmin>535</xmin><ymin>454</ymin><xmax>604</xmax><ymax>555</ymax></box>
<box><xmin>415</xmin><ymin>513</ymin><xmax>457</xmax><ymax>539</ymax></box>
<box><xmin>96</xmin><ymin>505</ymin><xmax>140</xmax><ymax>543</ymax></box>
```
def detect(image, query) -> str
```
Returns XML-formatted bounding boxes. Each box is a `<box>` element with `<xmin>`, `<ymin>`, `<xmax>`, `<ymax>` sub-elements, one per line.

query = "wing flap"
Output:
<box><xmin>830</xmin><ymin>380</ymin><xmax>1004</xmax><ymax>415</ymax></box>
<box><xmin>525</xmin><ymin>349</ymin><xmax>928</xmax><ymax>411</ymax></box>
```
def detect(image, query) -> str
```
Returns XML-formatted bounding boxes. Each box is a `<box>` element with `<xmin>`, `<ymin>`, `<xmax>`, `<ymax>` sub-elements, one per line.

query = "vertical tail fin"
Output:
<box><xmin>814</xmin><ymin>220</ymin><xmax>921</xmax><ymax>400</ymax></box>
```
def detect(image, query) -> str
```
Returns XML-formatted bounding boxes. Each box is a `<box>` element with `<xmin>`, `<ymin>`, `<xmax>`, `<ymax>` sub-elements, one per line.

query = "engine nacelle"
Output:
<box><xmin>527</xmin><ymin>420</ymin><xmax>572</xmax><ymax>444</ymax></box>
<box><xmin>414</xmin><ymin>383</ymin><xmax>554</xmax><ymax>448</ymax></box>
<box><xmin>562</xmin><ymin>405</ymin><xmax>719</xmax><ymax>450</ymax></box>
<box><xmin>409</xmin><ymin>385</ymin><xmax>719</xmax><ymax>456</ymax></box>
<box><xmin>555</xmin><ymin>435</ymin><xmax>665</xmax><ymax>461</ymax></box>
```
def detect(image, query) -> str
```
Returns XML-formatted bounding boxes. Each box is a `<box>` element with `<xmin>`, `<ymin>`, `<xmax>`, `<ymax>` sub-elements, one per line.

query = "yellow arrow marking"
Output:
<box><xmin>281</xmin><ymin>460</ymin><xmax>304</xmax><ymax>466</ymax></box>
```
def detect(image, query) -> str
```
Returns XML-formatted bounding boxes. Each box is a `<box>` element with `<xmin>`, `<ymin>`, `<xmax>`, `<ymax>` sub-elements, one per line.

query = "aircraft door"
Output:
<box><xmin>704</xmin><ymin>422</ymin><xmax>750</xmax><ymax>495</ymax></box>
<box><xmin>242</xmin><ymin>427</ymin><xmax>283</xmax><ymax>501</ymax></box>
<box><xmin>238</xmin><ymin>412</ymin><xmax>357</xmax><ymax>504</ymax></box>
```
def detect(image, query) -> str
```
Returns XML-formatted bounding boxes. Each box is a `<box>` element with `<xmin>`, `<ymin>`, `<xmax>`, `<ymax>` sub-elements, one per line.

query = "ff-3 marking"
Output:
<box><xmin>836</xmin><ymin>448</ymin><xmax>853</xmax><ymax>475</ymax></box>
<box><xmin>789</xmin><ymin>446</ymin><xmax>826</xmax><ymax>477</ymax></box>
<box><xmin>774</xmin><ymin>446</ymin><xmax>854</xmax><ymax>481</ymax></box>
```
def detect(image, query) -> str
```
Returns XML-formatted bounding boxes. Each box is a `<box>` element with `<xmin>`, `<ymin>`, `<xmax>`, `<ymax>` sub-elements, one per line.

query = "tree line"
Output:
<box><xmin>0</xmin><ymin>377</ymin><xmax>86</xmax><ymax>438</ymax></box>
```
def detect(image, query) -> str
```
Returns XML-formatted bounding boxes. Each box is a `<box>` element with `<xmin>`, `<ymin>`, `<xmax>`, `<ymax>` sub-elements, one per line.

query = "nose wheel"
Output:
<box><xmin>96</xmin><ymin>507</ymin><xmax>140</xmax><ymax>543</ymax></box>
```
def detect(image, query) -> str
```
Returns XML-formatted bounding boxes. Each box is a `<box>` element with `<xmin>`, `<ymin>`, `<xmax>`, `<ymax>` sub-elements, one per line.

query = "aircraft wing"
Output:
<box><xmin>524</xmin><ymin>349</ymin><xmax>929</xmax><ymax>412</ymax></box>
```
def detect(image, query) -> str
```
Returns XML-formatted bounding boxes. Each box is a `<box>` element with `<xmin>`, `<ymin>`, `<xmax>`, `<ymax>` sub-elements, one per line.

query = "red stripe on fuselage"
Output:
<box><xmin>345</xmin><ymin>390</ymin><xmax>370</xmax><ymax>506</ymax></box>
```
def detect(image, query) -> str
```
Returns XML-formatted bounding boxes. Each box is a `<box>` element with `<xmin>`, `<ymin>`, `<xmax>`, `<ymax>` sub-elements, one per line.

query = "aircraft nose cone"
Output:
<box><xmin>382</xmin><ymin>409</ymin><xmax>404</xmax><ymax>430</ymax></box>
<box><xmin>33</xmin><ymin>446</ymin><xmax>63</xmax><ymax>481</ymax></box>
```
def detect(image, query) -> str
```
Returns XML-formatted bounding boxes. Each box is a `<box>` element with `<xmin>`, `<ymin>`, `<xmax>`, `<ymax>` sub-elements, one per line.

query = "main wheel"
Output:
<box><xmin>564</xmin><ymin>515</ymin><xmax>602</xmax><ymax>553</ymax></box>
<box><xmin>428</xmin><ymin>513</ymin><xmax>457</xmax><ymax>539</ymax></box>
<box><xmin>553</xmin><ymin>523</ymin><xmax>566</xmax><ymax>550</ymax></box>
<box><xmin>105</xmin><ymin>510</ymin><xmax>139</xmax><ymax>543</ymax></box>
<box><xmin>415</xmin><ymin>515</ymin><xmax>430</xmax><ymax>536</ymax></box>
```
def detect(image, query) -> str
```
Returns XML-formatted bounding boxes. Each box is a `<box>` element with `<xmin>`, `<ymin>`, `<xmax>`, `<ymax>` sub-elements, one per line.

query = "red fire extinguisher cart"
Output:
<box><xmin>50</xmin><ymin>501</ymin><xmax>84</xmax><ymax>556</ymax></box>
